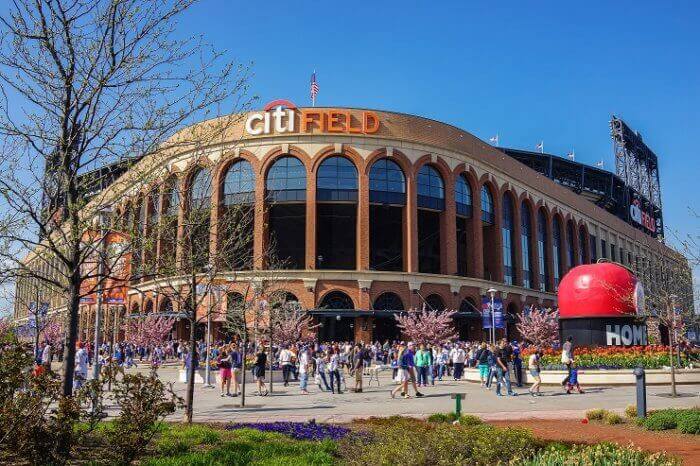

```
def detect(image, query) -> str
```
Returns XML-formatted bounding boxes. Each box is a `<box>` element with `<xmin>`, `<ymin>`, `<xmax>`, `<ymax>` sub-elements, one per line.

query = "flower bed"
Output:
<box><xmin>226</xmin><ymin>421</ymin><xmax>350</xmax><ymax>441</ymax></box>
<box><xmin>523</xmin><ymin>346</ymin><xmax>674</xmax><ymax>369</ymax></box>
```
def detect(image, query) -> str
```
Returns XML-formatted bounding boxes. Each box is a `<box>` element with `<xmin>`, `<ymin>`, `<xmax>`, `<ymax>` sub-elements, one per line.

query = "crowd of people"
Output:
<box><xmin>34</xmin><ymin>336</ymin><xmax>589</xmax><ymax>397</ymax></box>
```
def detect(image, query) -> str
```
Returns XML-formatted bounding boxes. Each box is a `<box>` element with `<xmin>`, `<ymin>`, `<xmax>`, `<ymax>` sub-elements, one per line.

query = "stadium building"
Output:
<box><xmin>13</xmin><ymin>102</ymin><xmax>693</xmax><ymax>343</ymax></box>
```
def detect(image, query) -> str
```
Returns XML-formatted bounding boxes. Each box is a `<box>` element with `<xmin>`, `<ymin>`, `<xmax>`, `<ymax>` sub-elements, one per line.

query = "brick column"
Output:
<box><xmin>305</xmin><ymin>172</ymin><xmax>316</xmax><ymax>270</ymax></box>
<box><xmin>175</xmin><ymin>176</ymin><xmax>187</xmax><ymax>270</ymax></box>
<box><xmin>545</xmin><ymin>216</ymin><xmax>555</xmax><ymax>291</ymax></box>
<box><xmin>442</xmin><ymin>176</ymin><xmax>457</xmax><ymax>275</ymax></box>
<box><xmin>357</xmin><ymin>171</ymin><xmax>370</xmax><ymax>270</ymax></box>
<box><xmin>253</xmin><ymin>176</ymin><xmax>266</xmax><ymax>269</ymax></box>
<box><xmin>512</xmin><ymin>199</ymin><xmax>523</xmax><ymax>287</ymax></box>
<box><xmin>405</xmin><ymin>172</ymin><xmax>418</xmax><ymax>273</ymax></box>
<box><xmin>209</xmin><ymin>167</ymin><xmax>223</xmax><ymax>263</ymax></box>
<box><xmin>529</xmin><ymin>208</ymin><xmax>541</xmax><ymax>291</ymax></box>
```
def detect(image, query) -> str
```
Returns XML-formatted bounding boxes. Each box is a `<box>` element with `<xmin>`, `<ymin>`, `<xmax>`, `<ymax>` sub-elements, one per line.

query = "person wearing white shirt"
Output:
<box><xmin>41</xmin><ymin>342</ymin><xmax>52</xmax><ymax>369</ymax></box>
<box><xmin>74</xmin><ymin>342</ymin><xmax>89</xmax><ymax>390</ymax></box>
<box><xmin>450</xmin><ymin>345</ymin><xmax>466</xmax><ymax>380</ymax></box>
<box><xmin>328</xmin><ymin>349</ymin><xmax>342</xmax><ymax>394</ymax></box>
<box><xmin>278</xmin><ymin>346</ymin><xmax>294</xmax><ymax>387</ymax></box>
<box><xmin>298</xmin><ymin>347</ymin><xmax>310</xmax><ymax>394</ymax></box>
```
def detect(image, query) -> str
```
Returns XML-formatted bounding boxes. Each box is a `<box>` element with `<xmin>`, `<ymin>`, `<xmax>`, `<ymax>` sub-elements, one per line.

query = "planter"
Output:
<box><xmin>461</xmin><ymin>367</ymin><xmax>700</xmax><ymax>385</ymax></box>
<box><xmin>178</xmin><ymin>368</ymin><xmax>218</xmax><ymax>384</ymax></box>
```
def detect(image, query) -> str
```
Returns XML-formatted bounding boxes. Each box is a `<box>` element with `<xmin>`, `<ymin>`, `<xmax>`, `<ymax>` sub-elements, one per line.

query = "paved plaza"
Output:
<box><xmin>110</xmin><ymin>365</ymin><xmax>700</xmax><ymax>423</ymax></box>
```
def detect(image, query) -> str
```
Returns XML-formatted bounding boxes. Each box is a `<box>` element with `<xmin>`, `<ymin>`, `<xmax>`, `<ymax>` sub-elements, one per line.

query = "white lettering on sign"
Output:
<box><xmin>629</xmin><ymin>200</ymin><xmax>656</xmax><ymax>233</ymax></box>
<box><xmin>245</xmin><ymin>105</ymin><xmax>295</xmax><ymax>136</ymax></box>
<box><xmin>606</xmin><ymin>324</ymin><xmax>647</xmax><ymax>346</ymax></box>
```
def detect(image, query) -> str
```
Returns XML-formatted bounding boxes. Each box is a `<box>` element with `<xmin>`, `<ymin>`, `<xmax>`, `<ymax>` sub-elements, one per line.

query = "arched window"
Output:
<box><xmin>144</xmin><ymin>299</ymin><xmax>154</xmax><ymax>314</ymax></box>
<box><xmin>369</xmin><ymin>158</ymin><xmax>406</xmax><ymax>205</ymax></box>
<box><xmin>553</xmin><ymin>218</ymin><xmax>563</xmax><ymax>287</ymax></box>
<box><xmin>223</xmin><ymin>160</ymin><xmax>255</xmax><ymax>205</ymax></box>
<box><xmin>159</xmin><ymin>178</ymin><xmax>179</xmax><ymax>272</ymax></box>
<box><xmin>417</xmin><ymin>165</ymin><xmax>445</xmax><ymax>210</ymax></box>
<box><xmin>221</xmin><ymin>160</ymin><xmax>255</xmax><ymax>270</ymax></box>
<box><xmin>187</xmin><ymin>168</ymin><xmax>212</xmax><ymax>272</ymax></box>
<box><xmin>319</xmin><ymin>291</ymin><xmax>354</xmax><ymax>310</ymax></box>
<box><xmin>424</xmin><ymin>294</ymin><xmax>445</xmax><ymax>312</ymax></box>
<box><xmin>481</xmin><ymin>185</ymin><xmax>494</xmax><ymax>224</ymax></box>
<box><xmin>459</xmin><ymin>298</ymin><xmax>479</xmax><ymax>313</ymax></box>
<box><xmin>159</xmin><ymin>297</ymin><xmax>173</xmax><ymax>314</ymax></box>
<box><xmin>521</xmin><ymin>202</ymin><xmax>532</xmax><ymax>289</ymax></box>
<box><xmin>316</xmin><ymin>156</ymin><xmax>357</xmax><ymax>201</ymax></box>
<box><xmin>369</xmin><ymin>159</ymin><xmax>406</xmax><ymax>271</ymax></box>
<box><xmin>502</xmin><ymin>194</ymin><xmax>516</xmax><ymax>285</ymax></box>
<box><xmin>455</xmin><ymin>175</ymin><xmax>473</xmax><ymax>217</ymax></box>
<box><xmin>567</xmin><ymin>220</ymin><xmax>576</xmax><ymax>268</ymax></box>
<box><xmin>578</xmin><ymin>226</ymin><xmax>588</xmax><ymax>264</ymax></box>
<box><xmin>190</xmin><ymin>168</ymin><xmax>212</xmax><ymax>210</ymax></box>
<box><xmin>373</xmin><ymin>292</ymin><xmax>404</xmax><ymax>311</ymax></box>
<box><xmin>537</xmin><ymin>209</ymin><xmax>550</xmax><ymax>292</ymax></box>
<box><xmin>130</xmin><ymin>302</ymin><xmax>140</xmax><ymax>316</ymax></box>
<box><xmin>147</xmin><ymin>189</ymin><xmax>159</xmax><ymax>227</ymax></box>
<box><xmin>266</xmin><ymin>156</ymin><xmax>306</xmax><ymax>202</ymax></box>
<box><xmin>316</xmin><ymin>156</ymin><xmax>358</xmax><ymax>270</ymax></box>
<box><xmin>266</xmin><ymin>156</ymin><xmax>306</xmax><ymax>269</ymax></box>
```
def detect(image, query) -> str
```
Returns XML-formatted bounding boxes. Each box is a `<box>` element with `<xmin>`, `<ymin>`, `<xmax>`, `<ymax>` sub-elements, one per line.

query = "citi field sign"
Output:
<box><xmin>245</xmin><ymin>99</ymin><xmax>380</xmax><ymax>136</ymax></box>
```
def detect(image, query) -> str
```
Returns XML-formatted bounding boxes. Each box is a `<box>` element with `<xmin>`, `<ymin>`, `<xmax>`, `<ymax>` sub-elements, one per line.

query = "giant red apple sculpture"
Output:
<box><xmin>558</xmin><ymin>262</ymin><xmax>643</xmax><ymax>319</ymax></box>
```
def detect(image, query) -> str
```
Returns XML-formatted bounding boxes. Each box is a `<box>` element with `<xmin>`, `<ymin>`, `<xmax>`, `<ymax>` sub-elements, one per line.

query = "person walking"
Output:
<box><xmin>278</xmin><ymin>344</ymin><xmax>294</xmax><ymax>387</ymax></box>
<box><xmin>415</xmin><ymin>343</ymin><xmax>431</xmax><ymax>387</ymax></box>
<box><xmin>450</xmin><ymin>344</ymin><xmax>466</xmax><ymax>380</ymax></box>
<box><xmin>298</xmin><ymin>346</ymin><xmax>310</xmax><ymax>394</ymax></box>
<box><xmin>561</xmin><ymin>336</ymin><xmax>574</xmax><ymax>387</ymax></box>
<box><xmin>512</xmin><ymin>341</ymin><xmax>523</xmax><ymax>387</ymax></box>
<box><xmin>328</xmin><ymin>348</ymin><xmax>343</xmax><ymax>394</ymax></box>
<box><xmin>252</xmin><ymin>347</ymin><xmax>269</xmax><ymax>396</ymax></box>
<box><xmin>73</xmin><ymin>341</ymin><xmax>89</xmax><ymax>391</ymax></box>
<box><xmin>436</xmin><ymin>346</ymin><xmax>449</xmax><ymax>381</ymax></box>
<box><xmin>315</xmin><ymin>351</ymin><xmax>331</xmax><ymax>391</ymax></box>
<box><xmin>494</xmin><ymin>340</ymin><xmax>516</xmax><ymax>396</ymax></box>
<box><xmin>528</xmin><ymin>347</ymin><xmax>542</xmax><ymax>396</ymax></box>
<box><xmin>40</xmin><ymin>341</ymin><xmax>53</xmax><ymax>371</ymax></box>
<box><xmin>218</xmin><ymin>350</ymin><xmax>233</xmax><ymax>397</ymax></box>
<box><xmin>230</xmin><ymin>344</ymin><xmax>242</xmax><ymax>396</ymax></box>
<box><xmin>352</xmin><ymin>344</ymin><xmax>364</xmax><ymax>392</ymax></box>
<box><xmin>475</xmin><ymin>342</ymin><xmax>491</xmax><ymax>386</ymax></box>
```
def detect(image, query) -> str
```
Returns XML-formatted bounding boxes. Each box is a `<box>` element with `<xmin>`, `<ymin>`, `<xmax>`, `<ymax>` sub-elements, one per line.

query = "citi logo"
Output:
<box><xmin>245</xmin><ymin>99</ymin><xmax>381</xmax><ymax>136</ymax></box>
<box><xmin>245</xmin><ymin>99</ymin><xmax>297</xmax><ymax>135</ymax></box>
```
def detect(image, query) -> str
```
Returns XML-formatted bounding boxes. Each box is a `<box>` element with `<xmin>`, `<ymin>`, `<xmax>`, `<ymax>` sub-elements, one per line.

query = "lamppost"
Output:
<box><xmin>92</xmin><ymin>207</ymin><xmax>112</xmax><ymax>381</ymax></box>
<box><xmin>488</xmin><ymin>288</ymin><xmax>498</xmax><ymax>345</ymax></box>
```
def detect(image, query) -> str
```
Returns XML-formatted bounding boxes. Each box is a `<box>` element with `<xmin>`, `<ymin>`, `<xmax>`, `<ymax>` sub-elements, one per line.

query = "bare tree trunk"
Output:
<box><xmin>61</xmin><ymin>275</ymin><xmax>81</xmax><ymax>397</ymax></box>
<box><xmin>668</xmin><ymin>326</ymin><xmax>677</xmax><ymax>397</ymax></box>
<box><xmin>240</xmin><ymin>336</ymin><xmax>247</xmax><ymax>407</ymax></box>
<box><xmin>184</xmin><ymin>319</ymin><xmax>197</xmax><ymax>423</ymax></box>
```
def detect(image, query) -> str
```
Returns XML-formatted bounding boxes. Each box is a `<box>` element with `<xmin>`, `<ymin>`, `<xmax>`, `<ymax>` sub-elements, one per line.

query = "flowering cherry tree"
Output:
<box><xmin>395</xmin><ymin>307</ymin><xmax>458</xmax><ymax>345</ymax></box>
<box><xmin>122</xmin><ymin>315</ymin><xmax>176</xmax><ymax>348</ymax></box>
<box><xmin>516</xmin><ymin>307</ymin><xmax>560</xmax><ymax>348</ymax></box>
<box><xmin>0</xmin><ymin>316</ymin><xmax>12</xmax><ymax>339</ymax></box>
<box><xmin>41</xmin><ymin>318</ymin><xmax>64</xmax><ymax>347</ymax></box>
<box><xmin>271</xmin><ymin>307</ymin><xmax>318</xmax><ymax>345</ymax></box>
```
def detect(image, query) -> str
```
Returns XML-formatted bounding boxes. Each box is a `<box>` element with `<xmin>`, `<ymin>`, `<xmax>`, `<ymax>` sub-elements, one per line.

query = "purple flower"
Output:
<box><xmin>226</xmin><ymin>421</ymin><xmax>350</xmax><ymax>441</ymax></box>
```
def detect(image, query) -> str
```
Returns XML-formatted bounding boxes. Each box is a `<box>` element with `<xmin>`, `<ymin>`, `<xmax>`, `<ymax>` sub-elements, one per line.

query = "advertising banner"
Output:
<box><xmin>481</xmin><ymin>297</ymin><xmax>504</xmax><ymax>329</ymax></box>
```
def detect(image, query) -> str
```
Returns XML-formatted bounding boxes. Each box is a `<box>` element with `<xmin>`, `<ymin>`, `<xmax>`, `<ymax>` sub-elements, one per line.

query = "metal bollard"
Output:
<box><xmin>633</xmin><ymin>367</ymin><xmax>647</xmax><ymax>418</ymax></box>
<box><xmin>451</xmin><ymin>393</ymin><xmax>465</xmax><ymax>418</ymax></box>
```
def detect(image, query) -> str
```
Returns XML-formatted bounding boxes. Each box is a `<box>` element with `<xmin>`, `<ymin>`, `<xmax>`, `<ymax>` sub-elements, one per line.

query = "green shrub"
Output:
<box><xmin>459</xmin><ymin>414</ymin><xmax>483</xmax><ymax>426</ymax></box>
<box><xmin>643</xmin><ymin>410</ymin><xmax>679</xmax><ymax>431</ymax></box>
<box><xmin>341</xmin><ymin>417</ymin><xmax>540</xmax><ymax>465</ymax></box>
<box><xmin>427</xmin><ymin>412</ymin><xmax>457</xmax><ymax>423</ymax></box>
<box><xmin>585</xmin><ymin>409</ymin><xmax>607</xmax><ymax>421</ymax></box>
<box><xmin>676</xmin><ymin>411</ymin><xmax>700</xmax><ymax>435</ymax></box>
<box><xmin>625</xmin><ymin>405</ymin><xmax>638</xmax><ymax>418</ymax></box>
<box><xmin>517</xmin><ymin>442</ymin><xmax>679</xmax><ymax>466</ymax></box>
<box><xmin>603</xmin><ymin>412</ymin><xmax>624</xmax><ymax>425</ymax></box>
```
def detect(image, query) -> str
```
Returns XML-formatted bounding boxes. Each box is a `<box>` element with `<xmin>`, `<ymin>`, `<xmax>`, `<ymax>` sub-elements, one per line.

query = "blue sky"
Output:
<box><xmin>186</xmin><ymin>0</ymin><xmax>699</xmax><ymax>285</ymax></box>
<box><xmin>1</xmin><ymin>1</ymin><xmax>698</xmax><ymax>312</ymax></box>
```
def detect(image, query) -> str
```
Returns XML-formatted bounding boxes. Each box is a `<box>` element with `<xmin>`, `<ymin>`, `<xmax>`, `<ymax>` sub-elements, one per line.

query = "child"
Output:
<box><xmin>565</xmin><ymin>364</ymin><xmax>585</xmax><ymax>394</ymax></box>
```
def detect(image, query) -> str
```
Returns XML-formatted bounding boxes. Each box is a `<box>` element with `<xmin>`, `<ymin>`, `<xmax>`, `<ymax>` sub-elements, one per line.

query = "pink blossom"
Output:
<box><xmin>41</xmin><ymin>318</ymin><xmax>64</xmax><ymax>347</ymax></box>
<box><xmin>271</xmin><ymin>308</ymin><xmax>317</xmax><ymax>345</ymax></box>
<box><xmin>394</xmin><ymin>307</ymin><xmax>458</xmax><ymax>346</ymax></box>
<box><xmin>516</xmin><ymin>307</ymin><xmax>560</xmax><ymax>348</ymax></box>
<box><xmin>122</xmin><ymin>314</ymin><xmax>176</xmax><ymax>347</ymax></box>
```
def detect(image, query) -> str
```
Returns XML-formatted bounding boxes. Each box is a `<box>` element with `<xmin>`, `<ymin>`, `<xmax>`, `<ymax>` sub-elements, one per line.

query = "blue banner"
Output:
<box><xmin>481</xmin><ymin>296</ymin><xmax>505</xmax><ymax>329</ymax></box>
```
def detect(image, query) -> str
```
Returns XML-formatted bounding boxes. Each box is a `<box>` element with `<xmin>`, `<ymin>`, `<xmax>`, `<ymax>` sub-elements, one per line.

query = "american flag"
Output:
<box><xmin>310</xmin><ymin>71</ymin><xmax>319</xmax><ymax>106</ymax></box>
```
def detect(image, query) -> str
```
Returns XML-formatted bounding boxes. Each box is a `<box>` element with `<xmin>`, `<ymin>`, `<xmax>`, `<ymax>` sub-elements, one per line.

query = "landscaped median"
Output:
<box><xmin>67</xmin><ymin>416</ymin><xmax>682</xmax><ymax>465</ymax></box>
